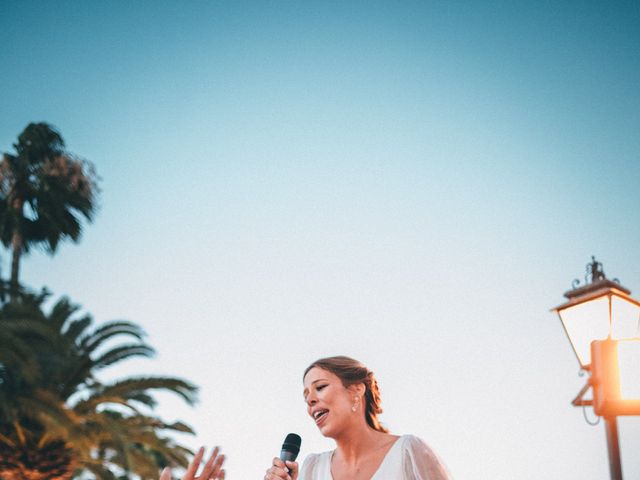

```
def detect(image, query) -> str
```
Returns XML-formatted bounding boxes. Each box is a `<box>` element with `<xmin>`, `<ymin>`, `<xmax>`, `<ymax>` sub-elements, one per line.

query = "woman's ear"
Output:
<box><xmin>348</xmin><ymin>383</ymin><xmax>366</xmax><ymax>398</ymax></box>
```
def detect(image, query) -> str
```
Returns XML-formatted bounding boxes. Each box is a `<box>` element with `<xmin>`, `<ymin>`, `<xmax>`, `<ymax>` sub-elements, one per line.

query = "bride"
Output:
<box><xmin>265</xmin><ymin>356</ymin><xmax>450</xmax><ymax>480</ymax></box>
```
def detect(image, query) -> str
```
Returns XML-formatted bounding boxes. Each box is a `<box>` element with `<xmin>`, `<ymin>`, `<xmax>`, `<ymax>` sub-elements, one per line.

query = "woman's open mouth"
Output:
<box><xmin>313</xmin><ymin>409</ymin><xmax>329</xmax><ymax>426</ymax></box>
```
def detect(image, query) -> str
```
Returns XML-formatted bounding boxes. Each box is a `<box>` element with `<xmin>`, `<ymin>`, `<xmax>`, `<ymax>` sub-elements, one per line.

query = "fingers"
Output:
<box><xmin>265</xmin><ymin>457</ymin><xmax>292</xmax><ymax>480</ymax></box>
<box><xmin>285</xmin><ymin>460</ymin><xmax>299</xmax><ymax>479</ymax></box>
<box><xmin>160</xmin><ymin>467</ymin><xmax>172</xmax><ymax>480</ymax></box>
<box><xmin>185</xmin><ymin>447</ymin><xmax>205</xmax><ymax>478</ymax></box>
<box><xmin>199</xmin><ymin>446</ymin><xmax>225</xmax><ymax>479</ymax></box>
<box><xmin>161</xmin><ymin>446</ymin><xmax>225</xmax><ymax>480</ymax></box>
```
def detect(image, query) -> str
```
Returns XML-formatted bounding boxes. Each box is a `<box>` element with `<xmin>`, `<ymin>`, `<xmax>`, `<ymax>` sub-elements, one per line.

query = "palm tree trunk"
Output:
<box><xmin>9</xmin><ymin>198</ymin><xmax>24</xmax><ymax>299</ymax></box>
<box><xmin>10</xmin><ymin>228</ymin><xmax>22</xmax><ymax>299</ymax></box>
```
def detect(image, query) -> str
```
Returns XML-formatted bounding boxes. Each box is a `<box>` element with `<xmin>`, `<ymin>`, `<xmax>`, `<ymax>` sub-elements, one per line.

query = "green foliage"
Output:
<box><xmin>0</xmin><ymin>291</ymin><xmax>197</xmax><ymax>479</ymax></box>
<box><xmin>0</xmin><ymin>122</ymin><xmax>100</xmax><ymax>289</ymax></box>
<box><xmin>0</xmin><ymin>122</ymin><xmax>199</xmax><ymax>479</ymax></box>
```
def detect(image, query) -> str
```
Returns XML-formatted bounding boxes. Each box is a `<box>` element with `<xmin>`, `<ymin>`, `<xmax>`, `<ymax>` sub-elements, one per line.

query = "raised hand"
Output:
<box><xmin>160</xmin><ymin>446</ymin><xmax>226</xmax><ymax>480</ymax></box>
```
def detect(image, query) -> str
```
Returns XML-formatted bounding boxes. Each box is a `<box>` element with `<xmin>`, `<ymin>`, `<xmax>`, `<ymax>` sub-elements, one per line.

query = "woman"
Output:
<box><xmin>265</xmin><ymin>356</ymin><xmax>450</xmax><ymax>480</ymax></box>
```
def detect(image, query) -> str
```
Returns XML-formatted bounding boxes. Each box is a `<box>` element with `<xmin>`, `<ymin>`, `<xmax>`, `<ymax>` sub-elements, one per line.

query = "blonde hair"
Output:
<box><xmin>304</xmin><ymin>355</ymin><xmax>389</xmax><ymax>433</ymax></box>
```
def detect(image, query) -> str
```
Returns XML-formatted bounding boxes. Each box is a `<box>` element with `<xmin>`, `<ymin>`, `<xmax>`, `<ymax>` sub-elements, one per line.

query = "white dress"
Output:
<box><xmin>298</xmin><ymin>435</ymin><xmax>451</xmax><ymax>480</ymax></box>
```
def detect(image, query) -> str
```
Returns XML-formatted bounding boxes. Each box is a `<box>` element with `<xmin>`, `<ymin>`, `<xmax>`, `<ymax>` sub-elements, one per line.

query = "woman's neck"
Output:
<box><xmin>333</xmin><ymin>422</ymin><xmax>384</xmax><ymax>464</ymax></box>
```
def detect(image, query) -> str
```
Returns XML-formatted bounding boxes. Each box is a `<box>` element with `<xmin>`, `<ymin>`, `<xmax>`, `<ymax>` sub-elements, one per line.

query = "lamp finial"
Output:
<box><xmin>587</xmin><ymin>256</ymin><xmax>606</xmax><ymax>284</ymax></box>
<box><xmin>566</xmin><ymin>257</ymin><xmax>629</xmax><ymax>298</ymax></box>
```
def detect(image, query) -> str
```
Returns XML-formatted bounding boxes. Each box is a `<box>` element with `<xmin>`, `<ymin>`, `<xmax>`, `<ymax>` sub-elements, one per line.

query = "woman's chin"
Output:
<box><xmin>316</xmin><ymin>423</ymin><xmax>334</xmax><ymax>438</ymax></box>
<box><xmin>318</xmin><ymin>423</ymin><xmax>342</xmax><ymax>440</ymax></box>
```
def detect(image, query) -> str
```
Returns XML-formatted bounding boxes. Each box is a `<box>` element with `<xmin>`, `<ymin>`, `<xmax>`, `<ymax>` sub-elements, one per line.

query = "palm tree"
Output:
<box><xmin>0</xmin><ymin>292</ymin><xmax>197</xmax><ymax>479</ymax></box>
<box><xmin>0</xmin><ymin>123</ymin><xmax>99</xmax><ymax>293</ymax></box>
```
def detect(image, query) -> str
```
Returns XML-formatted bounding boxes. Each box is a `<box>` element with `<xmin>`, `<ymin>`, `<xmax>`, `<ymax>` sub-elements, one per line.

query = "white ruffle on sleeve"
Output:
<box><xmin>402</xmin><ymin>435</ymin><xmax>452</xmax><ymax>480</ymax></box>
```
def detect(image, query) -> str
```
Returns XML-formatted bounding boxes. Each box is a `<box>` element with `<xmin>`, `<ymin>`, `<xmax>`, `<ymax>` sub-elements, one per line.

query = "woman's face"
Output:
<box><xmin>303</xmin><ymin>367</ymin><xmax>361</xmax><ymax>438</ymax></box>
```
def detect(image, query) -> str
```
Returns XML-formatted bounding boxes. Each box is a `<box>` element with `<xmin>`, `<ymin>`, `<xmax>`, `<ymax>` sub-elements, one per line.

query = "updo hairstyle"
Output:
<box><xmin>304</xmin><ymin>355</ymin><xmax>388</xmax><ymax>433</ymax></box>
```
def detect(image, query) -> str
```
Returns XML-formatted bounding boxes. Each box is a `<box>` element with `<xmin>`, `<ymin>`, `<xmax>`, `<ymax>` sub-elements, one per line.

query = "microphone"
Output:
<box><xmin>279</xmin><ymin>433</ymin><xmax>302</xmax><ymax>463</ymax></box>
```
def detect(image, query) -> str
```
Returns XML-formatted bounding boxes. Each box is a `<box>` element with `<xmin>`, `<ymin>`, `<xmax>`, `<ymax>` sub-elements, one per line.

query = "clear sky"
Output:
<box><xmin>2</xmin><ymin>1</ymin><xmax>640</xmax><ymax>478</ymax></box>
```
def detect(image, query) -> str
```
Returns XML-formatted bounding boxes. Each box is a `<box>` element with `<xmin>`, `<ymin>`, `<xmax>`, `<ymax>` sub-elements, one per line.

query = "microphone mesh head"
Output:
<box><xmin>281</xmin><ymin>433</ymin><xmax>301</xmax><ymax>456</ymax></box>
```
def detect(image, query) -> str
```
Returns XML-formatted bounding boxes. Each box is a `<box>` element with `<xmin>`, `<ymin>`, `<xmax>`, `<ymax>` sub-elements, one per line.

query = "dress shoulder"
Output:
<box><xmin>401</xmin><ymin>434</ymin><xmax>452</xmax><ymax>480</ymax></box>
<box><xmin>299</xmin><ymin>451</ymin><xmax>330</xmax><ymax>480</ymax></box>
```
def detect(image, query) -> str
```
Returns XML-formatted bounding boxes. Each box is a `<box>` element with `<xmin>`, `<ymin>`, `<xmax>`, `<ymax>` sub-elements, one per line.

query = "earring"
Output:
<box><xmin>352</xmin><ymin>397</ymin><xmax>359</xmax><ymax>412</ymax></box>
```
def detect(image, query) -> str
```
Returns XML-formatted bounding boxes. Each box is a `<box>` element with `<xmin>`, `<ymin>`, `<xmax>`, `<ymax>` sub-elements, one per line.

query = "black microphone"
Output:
<box><xmin>279</xmin><ymin>433</ymin><xmax>302</xmax><ymax>463</ymax></box>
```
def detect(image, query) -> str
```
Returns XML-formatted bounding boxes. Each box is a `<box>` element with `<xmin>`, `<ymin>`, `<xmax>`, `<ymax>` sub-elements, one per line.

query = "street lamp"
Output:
<box><xmin>554</xmin><ymin>257</ymin><xmax>640</xmax><ymax>369</ymax></box>
<box><xmin>552</xmin><ymin>257</ymin><xmax>640</xmax><ymax>480</ymax></box>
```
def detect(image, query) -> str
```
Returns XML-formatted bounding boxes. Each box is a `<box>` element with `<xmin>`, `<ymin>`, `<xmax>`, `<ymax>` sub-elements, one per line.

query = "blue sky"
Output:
<box><xmin>2</xmin><ymin>1</ymin><xmax>640</xmax><ymax>478</ymax></box>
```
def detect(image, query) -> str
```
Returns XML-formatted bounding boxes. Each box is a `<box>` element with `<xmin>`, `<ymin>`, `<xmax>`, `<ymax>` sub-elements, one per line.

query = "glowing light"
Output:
<box><xmin>555</xmin><ymin>288</ymin><xmax>640</xmax><ymax>369</ymax></box>
<box><xmin>618</xmin><ymin>341</ymin><xmax>640</xmax><ymax>400</ymax></box>
<box><xmin>591</xmin><ymin>339</ymin><xmax>640</xmax><ymax>416</ymax></box>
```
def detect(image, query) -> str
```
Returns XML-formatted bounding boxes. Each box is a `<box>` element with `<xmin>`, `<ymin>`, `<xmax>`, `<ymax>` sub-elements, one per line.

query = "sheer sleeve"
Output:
<box><xmin>402</xmin><ymin>435</ymin><xmax>452</xmax><ymax>480</ymax></box>
<box><xmin>298</xmin><ymin>453</ymin><xmax>321</xmax><ymax>480</ymax></box>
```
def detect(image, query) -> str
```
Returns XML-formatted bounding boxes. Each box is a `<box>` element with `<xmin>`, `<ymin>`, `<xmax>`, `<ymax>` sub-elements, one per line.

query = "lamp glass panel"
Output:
<box><xmin>559</xmin><ymin>296</ymin><xmax>610</xmax><ymax>366</ymax></box>
<box><xmin>618</xmin><ymin>341</ymin><xmax>640</xmax><ymax>399</ymax></box>
<box><xmin>611</xmin><ymin>295</ymin><xmax>640</xmax><ymax>339</ymax></box>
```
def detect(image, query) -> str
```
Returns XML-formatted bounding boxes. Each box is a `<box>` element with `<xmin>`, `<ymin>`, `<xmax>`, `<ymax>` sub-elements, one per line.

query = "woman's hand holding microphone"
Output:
<box><xmin>264</xmin><ymin>457</ymin><xmax>299</xmax><ymax>480</ymax></box>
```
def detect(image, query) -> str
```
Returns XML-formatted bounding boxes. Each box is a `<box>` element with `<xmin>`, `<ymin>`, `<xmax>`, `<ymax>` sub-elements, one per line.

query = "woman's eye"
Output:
<box><xmin>317</xmin><ymin>384</ymin><xmax>327</xmax><ymax>391</ymax></box>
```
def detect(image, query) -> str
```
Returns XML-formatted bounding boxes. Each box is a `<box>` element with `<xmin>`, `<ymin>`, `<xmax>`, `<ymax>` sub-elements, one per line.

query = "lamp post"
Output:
<box><xmin>552</xmin><ymin>257</ymin><xmax>640</xmax><ymax>480</ymax></box>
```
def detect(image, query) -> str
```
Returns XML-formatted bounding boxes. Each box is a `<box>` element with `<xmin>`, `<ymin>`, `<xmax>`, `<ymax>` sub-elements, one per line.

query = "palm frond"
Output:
<box><xmin>45</xmin><ymin>297</ymin><xmax>84</xmax><ymax>334</ymax></box>
<box><xmin>84</xmin><ymin>377</ymin><xmax>198</xmax><ymax>407</ymax></box>
<box><xmin>62</xmin><ymin>316</ymin><xmax>92</xmax><ymax>344</ymax></box>
<box><xmin>92</xmin><ymin>344</ymin><xmax>156</xmax><ymax>369</ymax></box>
<box><xmin>79</xmin><ymin>320</ymin><xmax>147</xmax><ymax>353</ymax></box>
<box><xmin>0</xmin><ymin>287</ymin><xmax>198</xmax><ymax>478</ymax></box>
